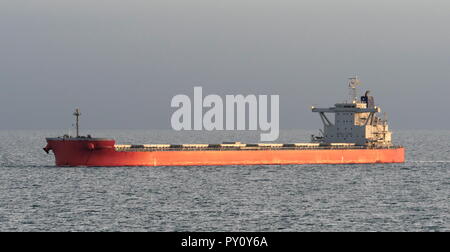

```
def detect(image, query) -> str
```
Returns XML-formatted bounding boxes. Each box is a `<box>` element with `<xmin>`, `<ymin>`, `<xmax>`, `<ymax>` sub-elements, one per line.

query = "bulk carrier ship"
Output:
<box><xmin>43</xmin><ymin>78</ymin><xmax>404</xmax><ymax>166</ymax></box>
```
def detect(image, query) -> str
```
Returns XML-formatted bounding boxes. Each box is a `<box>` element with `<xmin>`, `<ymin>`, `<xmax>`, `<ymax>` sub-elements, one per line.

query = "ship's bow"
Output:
<box><xmin>44</xmin><ymin>137</ymin><xmax>115</xmax><ymax>166</ymax></box>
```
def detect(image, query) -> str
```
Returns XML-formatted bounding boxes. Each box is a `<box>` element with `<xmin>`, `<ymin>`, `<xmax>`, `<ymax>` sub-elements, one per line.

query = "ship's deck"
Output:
<box><xmin>114</xmin><ymin>143</ymin><xmax>402</xmax><ymax>152</ymax></box>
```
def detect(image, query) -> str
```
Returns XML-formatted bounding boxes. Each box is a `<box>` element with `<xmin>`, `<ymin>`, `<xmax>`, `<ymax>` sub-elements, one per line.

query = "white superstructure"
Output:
<box><xmin>311</xmin><ymin>77</ymin><xmax>392</xmax><ymax>146</ymax></box>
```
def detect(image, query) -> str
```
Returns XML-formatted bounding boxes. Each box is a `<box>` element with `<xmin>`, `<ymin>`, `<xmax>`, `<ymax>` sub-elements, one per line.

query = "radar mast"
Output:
<box><xmin>348</xmin><ymin>76</ymin><xmax>361</xmax><ymax>102</ymax></box>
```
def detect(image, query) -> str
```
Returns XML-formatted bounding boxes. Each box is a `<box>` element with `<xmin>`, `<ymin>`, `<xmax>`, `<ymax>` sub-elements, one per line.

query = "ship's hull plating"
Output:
<box><xmin>44</xmin><ymin>138</ymin><xmax>405</xmax><ymax>167</ymax></box>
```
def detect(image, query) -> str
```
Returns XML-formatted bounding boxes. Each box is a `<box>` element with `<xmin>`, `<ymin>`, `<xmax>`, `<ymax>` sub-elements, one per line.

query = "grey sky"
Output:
<box><xmin>0</xmin><ymin>0</ymin><xmax>449</xmax><ymax>130</ymax></box>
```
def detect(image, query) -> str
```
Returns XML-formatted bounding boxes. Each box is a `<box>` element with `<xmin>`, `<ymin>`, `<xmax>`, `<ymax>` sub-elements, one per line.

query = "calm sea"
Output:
<box><xmin>0</xmin><ymin>129</ymin><xmax>448</xmax><ymax>231</ymax></box>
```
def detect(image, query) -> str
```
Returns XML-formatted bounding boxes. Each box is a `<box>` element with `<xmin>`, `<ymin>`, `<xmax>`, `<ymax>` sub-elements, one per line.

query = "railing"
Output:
<box><xmin>114</xmin><ymin>145</ymin><xmax>403</xmax><ymax>152</ymax></box>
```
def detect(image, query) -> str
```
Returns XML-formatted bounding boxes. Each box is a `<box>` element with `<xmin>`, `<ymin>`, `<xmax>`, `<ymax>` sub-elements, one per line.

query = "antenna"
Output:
<box><xmin>73</xmin><ymin>108</ymin><xmax>81</xmax><ymax>138</ymax></box>
<box><xmin>348</xmin><ymin>76</ymin><xmax>361</xmax><ymax>102</ymax></box>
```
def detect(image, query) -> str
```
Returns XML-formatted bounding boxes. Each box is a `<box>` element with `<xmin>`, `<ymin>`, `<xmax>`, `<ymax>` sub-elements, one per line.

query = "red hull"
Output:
<box><xmin>44</xmin><ymin>138</ymin><xmax>405</xmax><ymax>167</ymax></box>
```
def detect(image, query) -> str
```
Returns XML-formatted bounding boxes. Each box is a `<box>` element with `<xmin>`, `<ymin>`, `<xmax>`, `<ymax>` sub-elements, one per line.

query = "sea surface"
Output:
<box><xmin>0</xmin><ymin>129</ymin><xmax>448</xmax><ymax>232</ymax></box>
